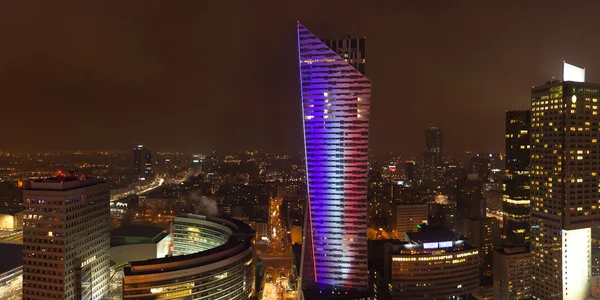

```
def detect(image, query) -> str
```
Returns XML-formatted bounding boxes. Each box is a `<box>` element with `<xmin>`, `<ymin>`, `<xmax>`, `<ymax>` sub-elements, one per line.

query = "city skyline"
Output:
<box><xmin>2</xmin><ymin>2</ymin><xmax>600</xmax><ymax>155</ymax></box>
<box><xmin>5</xmin><ymin>4</ymin><xmax>600</xmax><ymax>298</ymax></box>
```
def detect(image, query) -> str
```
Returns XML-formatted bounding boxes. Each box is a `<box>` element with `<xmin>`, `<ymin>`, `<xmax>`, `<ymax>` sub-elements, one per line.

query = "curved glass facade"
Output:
<box><xmin>390</xmin><ymin>250</ymin><xmax>479</xmax><ymax>299</ymax></box>
<box><xmin>123</xmin><ymin>214</ymin><xmax>255</xmax><ymax>299</ymax></box>
<box><xmin>171</xmin><ymin>216</ymin><xmax>232</xmax><ymax>255</ymax></box>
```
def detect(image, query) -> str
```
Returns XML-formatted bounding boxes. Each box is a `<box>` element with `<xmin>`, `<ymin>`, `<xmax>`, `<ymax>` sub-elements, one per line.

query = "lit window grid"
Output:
<box><xmin>298</xmin><ymin>22</ymin><xmax>370</xmax><ymax>290</ymax></box>
<box><xmin>530</xmin><ymin>83</ymin><xmax>600</xmax><ymax>298</ymax></box>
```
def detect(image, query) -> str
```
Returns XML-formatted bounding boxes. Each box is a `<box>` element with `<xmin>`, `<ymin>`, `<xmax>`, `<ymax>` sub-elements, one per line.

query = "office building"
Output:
<box><xmin>483</xmin><ymin>182</ymin><xmax>503</xmax><ymax>213</ymax></box>
<box><xmin>457</xmin><ymin>174</ymin><xmax>484</xmax><ymax>220</ymax></box>
<box><xmin>470</xmin><ymin>155</ymin><xmax>491</xmax><ymax>182</ymax></box>
<box><xmin>423</xmin><ymin>122</ymin><xmax>443</xmax><ymax>182</ymax></box>
<box><xmin>396</xmin><ymin>203</ymin><xmax>428</xmax><ymax>235</ymax></box>
<box><xmin>465</xmin><ymin>217</ymin><xmax>500</xmax><ymax>285</ymax></box>
<box><xmin>503</xmin><ymin>110</ymin><xmax>531</xmax><ymax>246</ymax></box>
<box><xmin>530</xmin><ymin>62</ymin><xmax>598</xmax><ymax>299</ymax></box>
<box><xmin>383</xmin><ymin>227</ymin><xmax>479</xmax><ymax>299</ymax></box>
<box><xmin>404</xmin><ymin>159</ymin><xmax>415</xmax><ymax>182</ymax></box>
<box><xmin>133</xmin><ymin>145</ymin><xmax>153</xmax><ymax>181</ymax></box>
<box><xmin>23</xmin><ymin>177</ymin><xmax>110</xmax><ymax>300</ymax></box>
<box><xmin>122</xmin><ymin>214</ymin><xmax>256</xmax><ymax>299</ymax></box>
<box><xmin>0</xmin><ymin>211</ymin><xmax>23</xmax><ymax>231</ymax></box>
<box><xmin>456</xmin><ymin>174</ymin><xmax>499</xmax><ymax>285</ymax></box>
<box><xmin>297</xmin><ymin>22</ymin><xmax>371</xmax><ymax>295</ymax></box>
<box><xmin>506</xmin><ymin>111</ymin><xmax>531</xmax><ymax>172</ymax></box>
<box><xmin>322</xmin><ymin>35</ymin><xmax>366</xmax><ymax>75</ymax></box>
<box><xmin>493</xmin><ymin>247</ymin><xmax>531</xmax><ymax>299</ymax></box>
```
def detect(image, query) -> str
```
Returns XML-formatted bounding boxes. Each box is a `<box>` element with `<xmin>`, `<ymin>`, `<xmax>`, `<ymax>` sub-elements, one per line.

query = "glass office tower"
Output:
<box><xmin>297</xmin><ymin>22</ymin><xmax>371</xmax><ymax>294</ymax></box>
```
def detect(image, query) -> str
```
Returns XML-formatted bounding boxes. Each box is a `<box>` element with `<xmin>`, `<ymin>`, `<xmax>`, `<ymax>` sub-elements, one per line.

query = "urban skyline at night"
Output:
<box><xmin>4</xmin><ymin>2</ymin><xmax>600</xmax><ymax>300</ymax></box>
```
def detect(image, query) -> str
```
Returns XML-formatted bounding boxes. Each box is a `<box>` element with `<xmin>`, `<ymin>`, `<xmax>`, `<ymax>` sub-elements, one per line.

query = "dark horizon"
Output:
<box><xmin>1</xmin><ymin>1</ymin><xmax>600</xmax><ymax>155</ymax></box>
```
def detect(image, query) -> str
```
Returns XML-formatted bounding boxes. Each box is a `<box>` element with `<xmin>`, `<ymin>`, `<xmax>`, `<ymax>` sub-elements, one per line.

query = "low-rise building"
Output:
<box><xmin>110</xmin><ymin>224</ymin><xmax>171</xmax><ymax>267</ymax></box>
<box><xmin>0</xmin><ymin>212</ymin><xmax>23</xmax><ymax>231</ymax></box>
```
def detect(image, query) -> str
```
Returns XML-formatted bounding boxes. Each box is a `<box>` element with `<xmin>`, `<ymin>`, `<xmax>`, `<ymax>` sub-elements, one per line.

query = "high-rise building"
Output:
<box><xmin>468</xmin><ymin>153</ymin><xmax>505</xmax><ymax>183</ymax></box>
<box><xmin>457</xmin><ymin>174</ymin><xmax>484</xmax><ymax>220</ymax></box>
<box><xmin>133</xmin><ymin>145</ymin><xmax>153</xmax><ymax>181</ymax></box>
<box><xmin>456</xmin><ymin>174</ymin><xmax>499</xmax><ymax>285</ymax></box>
<box><xmin>404</xmin><ymin>160</ymin><xmax>415</xmax><ymax>182</ymax></box>
<box><xmin>297</xmin><ymin>22</ymin><xmax>371</xmax><ymax>295</ymax></box>
<box><xmin>322</xmin><ymin>36</ymin><xmax>366</xmax><ymax>76</ymax></box>
<box><xmin>464</xmin><ymin>217</ymin><xmax>500</xmax><ymax>285</ymax></box>
<box><xmin>493</xmin><ymin>247</ymin><xmax>531</xmax><ymax>299</ymax></box>
<box><xmin>23</xmin><ymin>177</ymin><xmax>110</xmax><ymax>300</ymax></box>
<box><xmin>530</xmin><ymin>62</ymin><xmax>599</xmax><ymax>299</ymax></box>
<box><xmin>423</xmin><ymin>122</ymin><xmax>443</xmax><ymax>182</ymax></box>
<box><xmin>382</xmin><ymin>227</ymin><xmax>479</xmax><ymax>300</ymax></box>
<box><xmin>503</xmin><ymin>110</ymin><xmax>531</xmax><ymax>246</ymax></box>
<box><xmin>396</xmin><ymin>203</ymin><xmax>428</xmax><ymax>236</ymax></box>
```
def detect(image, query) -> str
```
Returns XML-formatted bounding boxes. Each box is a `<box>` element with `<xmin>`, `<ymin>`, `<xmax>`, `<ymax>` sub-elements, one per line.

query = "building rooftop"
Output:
<box><xmin>34</xmin><ymin>176</ymin><xmax>81</xmax><ymax>183</ymax></box>
<box><xmin>496</xmin><ymin>246</ymin><xmax>529</xmax><ymax>255</ymax></box>
<box><xmin>27</xmin><ymin>176</ymin><xmax>105</xmax><ymax>191</ymax></box>
<box><xmin>405</xmin><ymin>226</ymin><xmax>458</xmax><ymax>244</ymax></box>
<box><xmin>0</xmin><ymin>244</ymin><xmax>23</xmax><ymax>273</ymax></box>
<box><xmin>112</xmin><ymin>225</ymin><xmax>166</xmax><ymax>239</ymax></box>
<box><xmin>111</xmin><ymin>225</ymin><xmax>168</xmax><ymax>247</ymax></box>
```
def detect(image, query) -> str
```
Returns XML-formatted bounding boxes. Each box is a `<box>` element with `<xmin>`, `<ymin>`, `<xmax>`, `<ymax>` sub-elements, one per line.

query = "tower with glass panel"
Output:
<box><xmin>503</xmin><ymin>110</ymin><xmax>531</xmax><ymax>246</ymax></box>
<box><xmin>297</xmin><ymin>22</ymin><xmax>370</xmax><ymax>294</ymax></box>
<box><xmin>530</xmin><ymin>62</ymin><xmax>599</xmax><ymax>299</ymax></box>
<box><xmin>423</xmin><ymin>123</ymin><xmax>444</xmax><ymax>182</ymax></box>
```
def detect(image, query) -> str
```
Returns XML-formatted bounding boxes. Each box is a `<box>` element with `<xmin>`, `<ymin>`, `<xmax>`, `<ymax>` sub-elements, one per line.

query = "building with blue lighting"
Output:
<box><xmin>380</xmin><ymin>227</ymin><xmax>479</xmax><ymax>300</ymax></box>
<box><xmin>297</xmin><ymin>22</ymin><xmax>371</xmax><ymax>297</ymax></box>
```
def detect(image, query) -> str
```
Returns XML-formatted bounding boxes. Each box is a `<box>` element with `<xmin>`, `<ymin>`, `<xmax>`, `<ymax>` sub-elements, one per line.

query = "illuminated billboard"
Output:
<box><xmin>563</xmin><ymin>62</ymin><xmax>585</xmax><ymax>82</ymax></box>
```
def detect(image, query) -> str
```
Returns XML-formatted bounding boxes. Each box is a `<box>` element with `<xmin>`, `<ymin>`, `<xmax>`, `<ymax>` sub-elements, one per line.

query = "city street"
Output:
<box><xmin>259</xmin><ymin>196</ymin><xmax>296</xmax><ymax>299</ymax></box>
<box><xmin>0</xmin><ymin>231</ymin><xmax>22</xmax><ymax>245</ymax></box>
<box><xmin>0</xmin><ymin>235</ymin><xmax>23</xmax><ymax>300</ymax></box>
<box><xmin>0</xmin><ymin>274</ymin><xmax>22</xmax><ymax>300</ymax></box>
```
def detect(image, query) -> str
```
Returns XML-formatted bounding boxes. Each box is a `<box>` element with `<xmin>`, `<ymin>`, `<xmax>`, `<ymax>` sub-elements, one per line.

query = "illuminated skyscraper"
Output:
<box><xmin>503</xmin><ymin>110</ymin><xmax>531</xmax><ymax>246</ymax></box>
<box><xmin>423</xmin><ymin>122</ymin><xmax>443</xmax><ymax>182</ymax></box>
<box><xmin>531</xmin><ymin>62</ymin><xmax>599</xmax><ymax>299</ymax></box>
<box><xmin>297</xmin><ymin>22</ymin><xmax>370</xmax><ymax>295</ymax></box>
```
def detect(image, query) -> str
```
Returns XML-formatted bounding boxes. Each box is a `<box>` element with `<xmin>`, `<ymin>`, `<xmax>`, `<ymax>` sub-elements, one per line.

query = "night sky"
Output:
<box><xmin>1</xmin><ymin>1</ymin><xmax>600</xmax><ymax>155</ymax></box>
